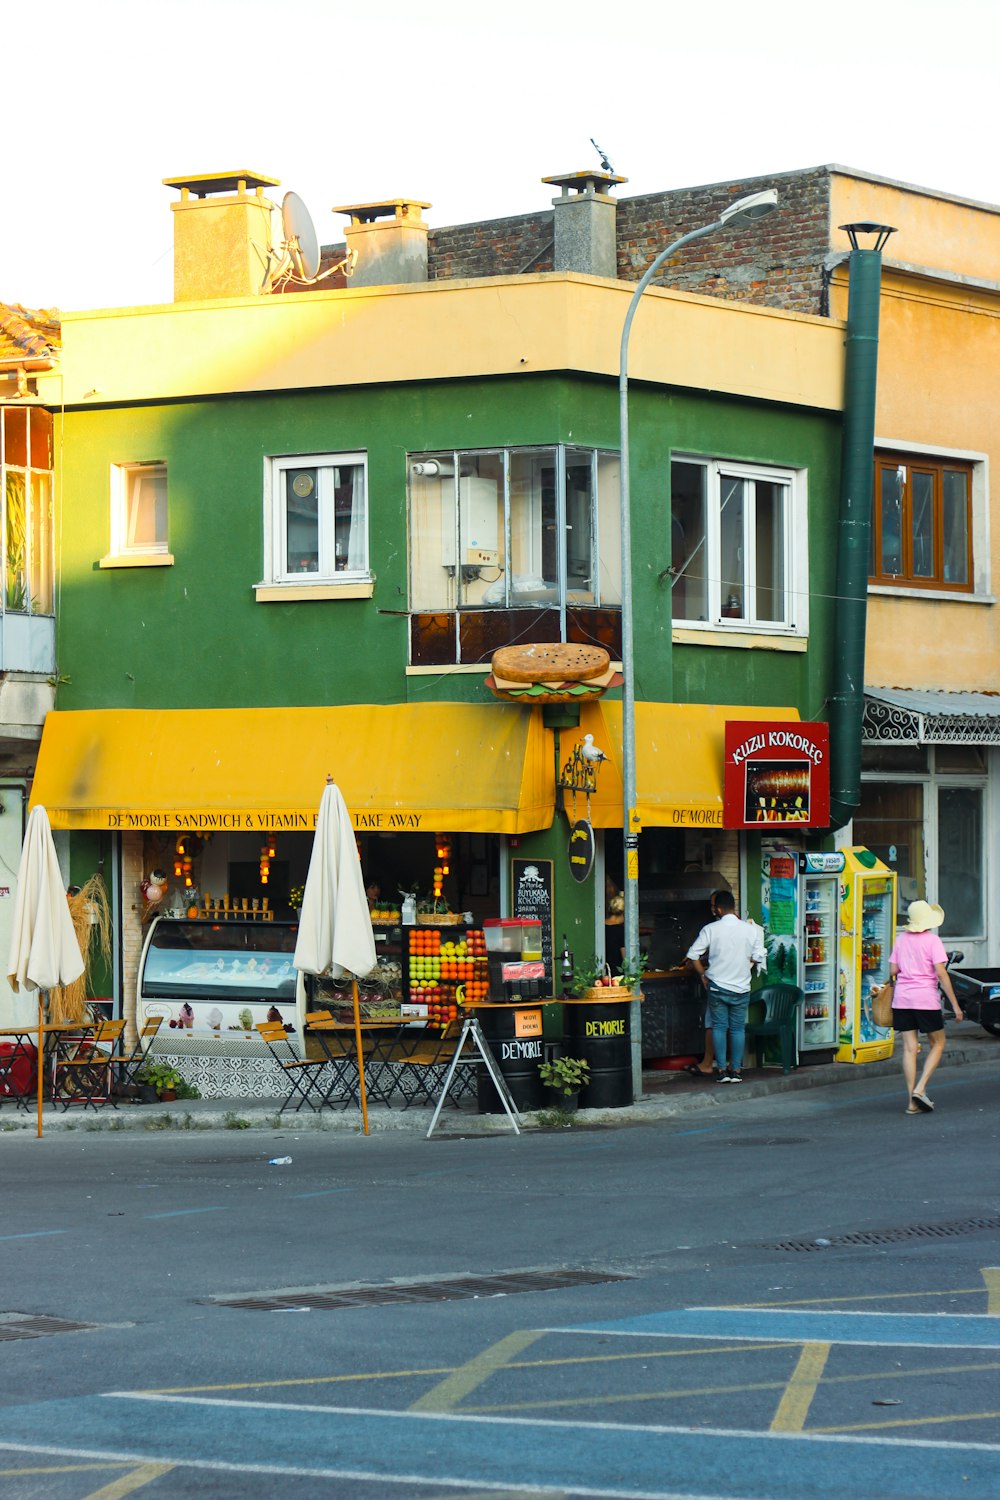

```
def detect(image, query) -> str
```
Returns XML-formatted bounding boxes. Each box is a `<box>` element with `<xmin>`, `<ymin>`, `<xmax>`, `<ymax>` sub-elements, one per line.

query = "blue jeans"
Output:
<box><xmin>707</xmin><ymin>982</ymin><xmax>750</xmax><ymax>1072</ymax></box>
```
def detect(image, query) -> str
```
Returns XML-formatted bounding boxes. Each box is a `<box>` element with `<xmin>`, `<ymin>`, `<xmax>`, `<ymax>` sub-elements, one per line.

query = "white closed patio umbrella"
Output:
<box><xmin>293</xmin><ymin>778</ymin><xmax>377</xmax><ymax>1131</ymax></box>
<box><xmin>6</xmin><ymin>806</ymin><xmax>85</xmax><ymax>1137</ymax></box>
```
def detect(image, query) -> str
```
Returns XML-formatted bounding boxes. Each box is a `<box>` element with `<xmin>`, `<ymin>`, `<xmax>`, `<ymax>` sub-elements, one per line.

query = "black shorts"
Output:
<box><xmin>892</xmin><ymin>1006</ymin><xmax>945</xmax><ymax>1034</ymax></box>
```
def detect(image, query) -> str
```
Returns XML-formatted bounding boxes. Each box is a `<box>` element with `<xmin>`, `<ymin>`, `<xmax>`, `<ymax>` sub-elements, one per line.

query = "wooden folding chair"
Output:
<box><xmin>256</xmin><ymin>1021</ymin><xmax>336</xmax><ymax>1113</ymax></box>
<box><xmin>394</xmin><ymin>1020</ymin><xmax>477</xmax><ymax>1110</ymax></box>
<box><xmin>53</xmin><ymin>1019</ymin><xmax>126</xmax><ymax>1110</ymax></box>
<box><xmin>116</xmin><ymin>1017</ymin><xmax>165</xmax><ymax>1096</ymax></box>
<box><xmin>303</xmin><ymin>1010</ymin><xmax>364</xmax><ymax>1109</ymax></box>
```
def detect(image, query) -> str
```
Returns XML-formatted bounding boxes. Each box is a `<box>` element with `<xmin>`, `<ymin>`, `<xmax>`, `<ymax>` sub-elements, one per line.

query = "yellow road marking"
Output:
<box><xmin>0</xmin><ymin>1465</ymin><xmax>130</xmax><ymax>1477</ymax></box>
<box><xmin>147</xmin><ymin>1341</ymin><xmax>793</xmax><ymax>1396</ymax></box>
<box><xmin>814</xmin><ymin>1408</ymin><xmax>1000</xmax><ymax>1434</ymax></box>
<box><xmin>733</xmin><ymin>1286</ymin><xmax>986</xmax><ymax>1309</ymax></box>
<box><xmin>463</xmin><ymin>1358</ymin><xmax>1000</xmax><ymax>1417</ymax></box>
<box><xmin>982</xmin><ymin>1267</ymin><xmax>1000</xmax><ymax>1314</ymax></box>
<box><xmin>410</xmin><ymin>1330</ymin><xmax>546</xmax><ymax>1412</ymax></box>
<box><xmin>79</xmin><ymin>1465</ymin><xmax>174</xmax><ymax>1500</ymax></box>
<box><xmin>469</xmin><ymin>1375</ymin><xmax>806</xmax><ymax>1414</ymax></box>
<box><xmin>769</xmin><ymin>1342</ymin><xmax>831</xmax><ymax>1431</ymax></box>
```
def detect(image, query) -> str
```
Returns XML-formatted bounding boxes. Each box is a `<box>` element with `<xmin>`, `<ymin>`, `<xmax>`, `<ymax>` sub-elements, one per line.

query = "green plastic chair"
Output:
<box><xmin>745</xmin><ymin>984</ymin><xmax>805</xmax><ymax>1074</ymax></box>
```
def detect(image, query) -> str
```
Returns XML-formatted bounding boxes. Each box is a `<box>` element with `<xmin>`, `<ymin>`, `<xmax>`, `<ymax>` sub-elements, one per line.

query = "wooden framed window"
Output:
<box><xmin>870</xmin><ymin>453</ymin><xmax>972</xmax><ymax>591</ymax></box>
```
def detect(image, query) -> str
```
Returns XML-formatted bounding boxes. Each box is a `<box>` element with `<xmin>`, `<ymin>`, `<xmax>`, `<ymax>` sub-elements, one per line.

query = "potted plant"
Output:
<box><xmin>136</xmin><ymin>1061</ymin><xmax>199</xmax><ymax>1103</ymax></box>
<box><xmin>238</xmin><ymin>1007</ymin><xmax>254</xmax><ymax>1031</ymax></box>
<box><xmin>289</xmin><ymin>884</ymin><xmax>305</xmax><ymax>915</ymax></box>
<box><xmin>538</xmin><ymin>1054</ymin><xmax>590</xmax><ymax>1111</ymax></box>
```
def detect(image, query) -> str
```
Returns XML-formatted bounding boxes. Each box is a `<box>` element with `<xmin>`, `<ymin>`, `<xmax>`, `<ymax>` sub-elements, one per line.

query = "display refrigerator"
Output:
<box><xmin>761</xmin><ymin>847</ymin><xmax>845</xmax><ymax>1061</ymax></box>
<box><xmin>137</xmin><ymin>916</ymin><xmax>303</xmax><ymax>1051</ymax></box>
<box><xmin>837</xmin><ymin>846</ymin><xmax>897</xmax><ymax>1064</ymax></box>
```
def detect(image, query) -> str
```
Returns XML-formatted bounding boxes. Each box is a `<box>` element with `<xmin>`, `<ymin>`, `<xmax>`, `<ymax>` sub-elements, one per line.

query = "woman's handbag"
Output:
<box><xmin>871</xmin><ymin>982</ymin><xmax>894</xmax><ymax>1029</ymax></box>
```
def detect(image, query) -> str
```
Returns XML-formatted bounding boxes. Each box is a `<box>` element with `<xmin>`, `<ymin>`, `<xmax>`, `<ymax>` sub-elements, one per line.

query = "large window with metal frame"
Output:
<box><xmin>407</xmin><ymin>446</ymin><xmax>621</xmax><ymax>666</ymax></box>
<box><xmin>2</xmin><ymin>405</ymin><xmax>54</xmax><ymax>614</ymax></box>
<box><xmin>869</xmin><ymin>451</ymin><xmax>973</xmax><ymax>591</ymax></box>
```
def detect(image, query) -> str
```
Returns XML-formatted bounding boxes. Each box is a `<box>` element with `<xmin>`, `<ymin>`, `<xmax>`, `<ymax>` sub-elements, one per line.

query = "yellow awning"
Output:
<box><xmin>30</xmin><ymin>704</ymin><xmax>554</xmax><ymax>835</ymax></box>
<box><xmin>576</xmin><ymin>701</ymin><xmax>801</xmax><ymax>828</ymax></box>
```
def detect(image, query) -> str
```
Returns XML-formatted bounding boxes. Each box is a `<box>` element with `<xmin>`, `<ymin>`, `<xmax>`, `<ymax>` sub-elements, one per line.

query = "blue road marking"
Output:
<box><xmin>142</xmin><ymin>1206</ymin><xmax>226</xmax><ymax>1220</ymax></box>
<box><xmin>0</xmin><ymin>1229</ymin><xmax>67</xmax><ymax>1241</ymax></box>
<box><xmin>559</xmin><ymin>1306</ymin><xmax>1000</xmax><ymax>1349</ymax></box>
<box><xmin>0</xmin><ymin>1393</ymin><xmax>998</xmax><ymax>1500</ymax></box>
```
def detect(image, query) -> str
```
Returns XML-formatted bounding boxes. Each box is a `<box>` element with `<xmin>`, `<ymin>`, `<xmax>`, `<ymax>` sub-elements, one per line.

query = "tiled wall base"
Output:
<box><xmin>152</xmin><ymin>1051</ymin><xmax>288</xmax><ymax>1100</ymax></box>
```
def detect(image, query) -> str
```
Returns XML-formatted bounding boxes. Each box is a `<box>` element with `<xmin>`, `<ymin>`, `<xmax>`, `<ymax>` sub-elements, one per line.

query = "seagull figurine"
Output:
<box><xmin>579</xmin><ymin>734</ymin><xmax>607</xmax><ymax>764</ymax></box>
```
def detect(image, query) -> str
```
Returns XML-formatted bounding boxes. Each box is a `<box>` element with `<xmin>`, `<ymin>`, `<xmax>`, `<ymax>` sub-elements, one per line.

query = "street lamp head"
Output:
<box><xmin>720</xmin><ymin>187</ymin><xmax>779</xmax><ymax>226</ymax></box>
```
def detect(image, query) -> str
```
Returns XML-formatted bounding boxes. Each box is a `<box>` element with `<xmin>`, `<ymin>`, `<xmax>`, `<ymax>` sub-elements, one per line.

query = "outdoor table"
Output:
<box><xmin>0</xmin><ymin>1022</ymin><xmax>96</xmax><ymax>1110</ymax></box>
<box><xmin>306</xmin><ymin>1018</ymin><xmax>408</xmax><ymax>1108</ymax></box>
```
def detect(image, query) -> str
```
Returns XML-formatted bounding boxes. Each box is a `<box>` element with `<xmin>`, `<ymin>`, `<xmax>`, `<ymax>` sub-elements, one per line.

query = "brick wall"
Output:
<box><xmin>615</xmin><ymin>168</ymin><xmax>831</xmax><ymax>314</ymax></box>
<box><xmin>306</xmin><ymin>170</ymin><xmax>833</xmax><ymax>311</ymax></box>
<box><xmin>121</xmin><ymin>834</ymin><xmax>145</xmax><ymax>1043</ymax></box>
<box><xmin>416</xmin><ymin>168</ymin><xmax>831</xmax><ymax>314</ymax></box>
<box><xmin>429</xmin><ymin>211</ymin><xmax>555</xmax><ymax>281</ymax></box>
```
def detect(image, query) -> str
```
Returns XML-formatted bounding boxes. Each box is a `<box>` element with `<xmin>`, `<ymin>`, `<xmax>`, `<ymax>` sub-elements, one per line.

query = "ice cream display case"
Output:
<box><xmin>837</xmin><ymin>847</ymin><xmax>897</xmax><ymax>1064</ymax></box>
<box><xmin>137</xmin><ymin>917</ymin><xmax>303</xmax><ymax>1051</ymax></box>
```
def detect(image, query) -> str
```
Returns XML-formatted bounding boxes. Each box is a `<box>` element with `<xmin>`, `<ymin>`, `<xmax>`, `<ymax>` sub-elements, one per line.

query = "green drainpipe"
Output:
<box><xmin>828</xmin><ymin>223</ymin><xmax>896</xmax><ymax>830</ymax></box>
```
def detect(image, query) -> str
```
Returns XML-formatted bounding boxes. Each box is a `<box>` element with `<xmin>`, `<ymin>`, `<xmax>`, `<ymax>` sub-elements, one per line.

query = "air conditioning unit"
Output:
<box><xmin>441</xmin><ymin>477</ymin><xmax>499</xmax><ymax>569</ymax></box>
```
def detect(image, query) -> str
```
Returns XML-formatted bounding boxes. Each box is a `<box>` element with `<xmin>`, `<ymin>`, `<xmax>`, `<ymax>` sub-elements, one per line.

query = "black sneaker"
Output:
<box><xmin>725</xmin><ymin>1070</ymin><xmax>744</xmax><ymax>1085</ymax></box>
<box><xmin>716</xmin><ymin>1068</ymin><xmax>731</xmax><ymax>1083</ymax></box>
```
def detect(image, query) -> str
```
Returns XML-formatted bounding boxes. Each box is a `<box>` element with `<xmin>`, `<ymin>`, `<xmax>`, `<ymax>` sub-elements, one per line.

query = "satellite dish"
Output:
<box><xmin>282</xmin><ymin>192</ymin><xmax>320</xmax><ymax>281</ymax></box>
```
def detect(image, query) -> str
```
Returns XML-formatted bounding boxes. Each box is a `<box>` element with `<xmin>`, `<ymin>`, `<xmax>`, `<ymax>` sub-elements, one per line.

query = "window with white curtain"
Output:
<box><xmin>265</xmin><ymin>453</ymin><xmax>368</xmax><ymax>584</ymax></box>
<box><xmin>670</xmin><ymin>456</ymin><xmax>805</xmax><ymax>635</ymax></box>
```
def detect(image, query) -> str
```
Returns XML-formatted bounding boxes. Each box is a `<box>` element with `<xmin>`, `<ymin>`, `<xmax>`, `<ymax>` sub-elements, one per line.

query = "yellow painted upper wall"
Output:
<box><xmin>37</xmin><ymin>273</ymin><xmax>844</xmax><ymax>413</ymax></box>
<box><xmin>830</xmin><ymin>171</ymin><xmax>1000</xmax><ymax>284</ymax></box>
<box><xmin>828</xmin><ymin>177</ymin><xmax>1000</xmax><ymax>695</ymax></box>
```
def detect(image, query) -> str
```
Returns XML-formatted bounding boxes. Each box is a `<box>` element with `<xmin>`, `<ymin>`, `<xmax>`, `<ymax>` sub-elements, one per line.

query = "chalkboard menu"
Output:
<box><xmin>511</xmin><ymin>858</ymin><xmax>554</xmax><ymax>992</ymax></box>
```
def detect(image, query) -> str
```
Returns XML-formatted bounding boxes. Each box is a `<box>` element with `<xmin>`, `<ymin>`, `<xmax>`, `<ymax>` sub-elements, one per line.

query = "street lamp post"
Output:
<box><xmin>618</xmin><ymin>188</ymin><xmax>779</xmax><ymax>1097</ymax></box>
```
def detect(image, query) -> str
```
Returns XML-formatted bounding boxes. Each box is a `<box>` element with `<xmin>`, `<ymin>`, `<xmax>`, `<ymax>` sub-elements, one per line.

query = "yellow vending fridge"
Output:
<box><xmin>837</xmin><ymin>847</ymin><xmax>897</xmax><ymax>1063</ymax></box>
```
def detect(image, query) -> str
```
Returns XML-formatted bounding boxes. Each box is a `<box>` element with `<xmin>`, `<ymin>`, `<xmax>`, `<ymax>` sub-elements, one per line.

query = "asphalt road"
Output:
<box><xmin>1</xmin><ymin>1055</ymin><xmax>997</xmax><ymax>1499</ymax></box>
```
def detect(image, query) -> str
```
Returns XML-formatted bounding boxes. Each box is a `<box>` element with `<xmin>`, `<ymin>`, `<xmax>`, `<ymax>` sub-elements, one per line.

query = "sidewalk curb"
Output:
<box><xmin>2</xmin><ymin>1038</ymin><xmax>993</xmax><ymax>1136</ymax></box>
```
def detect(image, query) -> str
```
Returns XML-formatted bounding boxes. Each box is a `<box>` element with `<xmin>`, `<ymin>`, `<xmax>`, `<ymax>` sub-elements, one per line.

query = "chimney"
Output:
<box><xmin>164</xmin><ymin>170</ymin><xmax>280</xmax><ymax>301</ymax></box>
<box><xmin>334</xmin><ymin>199</ymin><xmax>430</xmax><ymax>287</ymax></box>
<box><xmin>541</xmin><ymin>169</ymin><xmax>627</xmax><ymax>277</ymax></box>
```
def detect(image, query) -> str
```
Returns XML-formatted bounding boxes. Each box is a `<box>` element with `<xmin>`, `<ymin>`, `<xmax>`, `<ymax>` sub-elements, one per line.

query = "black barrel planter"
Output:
<box><xmin>564</xmin><ymin>997</ymin><xmax>634</xmax><ymax>1109</ymax></box>
<box><xmin>473</xmin><ymin>1003</ymin><xmax>545</xmax><ymax>1114</ymax></box>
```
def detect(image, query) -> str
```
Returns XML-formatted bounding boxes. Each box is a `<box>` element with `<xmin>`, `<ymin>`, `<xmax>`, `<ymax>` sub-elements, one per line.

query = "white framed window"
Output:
<box><xmin>264</xmin><ymin>452</ymin><xmax>368</xmax><ymax>585</ymax></box>
<box><xmin>109</xmin><ymin>462</ymin><xmax>169</xmax><ymax>558</ymax></box>
<box><xmin>670</xmin><ymin>456</ymin><xmax>807</xmax><ymax>635</ymax></box>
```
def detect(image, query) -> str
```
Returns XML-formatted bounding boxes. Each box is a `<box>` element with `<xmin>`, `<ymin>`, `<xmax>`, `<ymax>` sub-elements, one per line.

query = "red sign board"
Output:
<box><xmin>724</xmin><ymin>720</ymin><xmax>830</xmax><ymax>828</ymax></box>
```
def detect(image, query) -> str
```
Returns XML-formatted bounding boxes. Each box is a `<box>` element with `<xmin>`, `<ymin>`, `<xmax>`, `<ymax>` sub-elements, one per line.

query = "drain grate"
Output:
<box><xmin>771</xmin><ymin>1211</ymin><xmax>1000</xmax><ymax>1252</ymax></box>
<box><xmin>0</xmin><ymin>1313</ymin><xmax>96</xmax><ymax>1341</ymax></box>
<box><xmin>213</xmin><ymin>1267</ymin><xmax>631</xmax><ymax>1312</ymax></box>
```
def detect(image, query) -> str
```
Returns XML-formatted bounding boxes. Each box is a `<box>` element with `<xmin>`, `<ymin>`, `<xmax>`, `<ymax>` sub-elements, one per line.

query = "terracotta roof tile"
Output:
<box><xmin>0</xmin><ymin>302</ymin><xmax>61</xmax><ymax>363</ymax></box>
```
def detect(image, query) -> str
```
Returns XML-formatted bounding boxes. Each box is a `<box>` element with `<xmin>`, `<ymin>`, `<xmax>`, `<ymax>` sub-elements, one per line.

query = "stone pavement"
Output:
<box><xmin>1</xmin><ymin>1022</ymin><xmax>994</xmax><ymax>1135</ymax></box>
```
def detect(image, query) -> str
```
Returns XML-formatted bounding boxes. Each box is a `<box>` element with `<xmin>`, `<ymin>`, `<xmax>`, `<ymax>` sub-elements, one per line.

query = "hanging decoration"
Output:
<box><xmin>433</xmin><ymin>834</ymin><xmax>452</xmax><ymax>901</ymax></box>
<box><xmin>259</xmin><ymin>832</ymin><xmax>277</xmax><ymax>886</ymax></box>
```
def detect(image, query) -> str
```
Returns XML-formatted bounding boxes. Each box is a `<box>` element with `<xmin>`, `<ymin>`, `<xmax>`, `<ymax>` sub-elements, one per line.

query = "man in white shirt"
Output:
<box><xmin>686</xmin><ymin>890</ymin><xmax>765</xmax><ymax>1084</ymax></box>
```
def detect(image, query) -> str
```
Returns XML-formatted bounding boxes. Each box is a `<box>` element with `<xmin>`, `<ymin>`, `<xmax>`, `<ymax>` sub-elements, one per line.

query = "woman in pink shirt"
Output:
<box><xmin>888</xmin><ymin>900</ymin><xmax>963</xmax><ymax>1115</ymax></box>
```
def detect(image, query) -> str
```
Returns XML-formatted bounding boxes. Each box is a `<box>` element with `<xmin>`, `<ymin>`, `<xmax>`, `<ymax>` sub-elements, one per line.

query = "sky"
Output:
<box><xmin>4</xmin><ymin>0</ymin><xmax>998</xmax><ymax>313</ymax></box>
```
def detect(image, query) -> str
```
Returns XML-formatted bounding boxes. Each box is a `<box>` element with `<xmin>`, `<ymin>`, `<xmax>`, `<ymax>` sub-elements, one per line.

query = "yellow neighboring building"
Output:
<box><xmin>824</xmin><ymin>172</ymin><xmax>1000</xmax><ymax>962</ymax></box>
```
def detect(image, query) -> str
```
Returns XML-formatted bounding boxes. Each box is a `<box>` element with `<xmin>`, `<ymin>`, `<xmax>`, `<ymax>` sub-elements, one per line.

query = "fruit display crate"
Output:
<box><xmin>404</xmin><ymin>923</ymin><xmax>489</xmax><ymax>1029</ymax></box>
